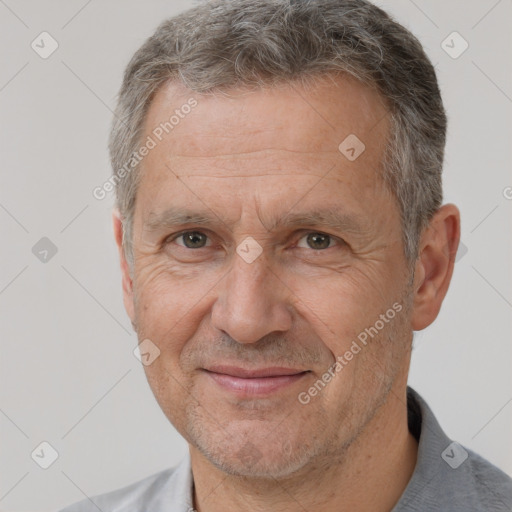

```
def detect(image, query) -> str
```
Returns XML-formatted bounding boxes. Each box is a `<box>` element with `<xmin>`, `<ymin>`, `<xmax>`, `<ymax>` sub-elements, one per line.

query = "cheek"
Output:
<box><xmin>131</xmin><ymin>261</ymin><xmax>215</xmax><ymax>363</ymax></box>
<box><xmin>288</xmin><ymin>266</ymin><xmax>394</xmax><ymax>346</ymax></box>
<box><xmin>132</xmin><ymin>265</ymin><xmax>207</xmax><ymax>429</ymax></box>
<box><xmin>134</xmin><ymin>256</ymin><xmax>219</xmax><ymax>320</ymax></box>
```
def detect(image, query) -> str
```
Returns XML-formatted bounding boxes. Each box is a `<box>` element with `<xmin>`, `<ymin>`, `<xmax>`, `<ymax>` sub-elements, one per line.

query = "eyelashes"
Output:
<box><xmin>168</xmin><ymin>230</ymin><xmax>344</xmax><ymax>251</ymax></box>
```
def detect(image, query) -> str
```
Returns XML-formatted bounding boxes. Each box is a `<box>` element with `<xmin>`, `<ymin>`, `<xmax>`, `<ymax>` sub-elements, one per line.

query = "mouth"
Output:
<box><xmin>202</xmin><ymin>365</ymin><xmax>311</xmax><ymax>396</ymax></box>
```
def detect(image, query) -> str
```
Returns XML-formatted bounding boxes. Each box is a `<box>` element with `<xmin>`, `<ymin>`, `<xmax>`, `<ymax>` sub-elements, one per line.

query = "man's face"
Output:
<box><xmin>124</xmin><ymin>76</ymin><xmax>415</xmax><ymax>478</ymax></box>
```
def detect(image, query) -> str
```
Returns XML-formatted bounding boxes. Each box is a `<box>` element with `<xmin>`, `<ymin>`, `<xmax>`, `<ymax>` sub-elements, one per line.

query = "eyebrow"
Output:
<box><xmin>144</xmin><ymin>206</ymin><xmax>366</xmax><ymax>235</ymax></box>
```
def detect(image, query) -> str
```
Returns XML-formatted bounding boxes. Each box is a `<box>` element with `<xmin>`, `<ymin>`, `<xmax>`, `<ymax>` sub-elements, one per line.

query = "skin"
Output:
<box><xmin>113</xmin><ymin>75</ymin><xmax>460</xmax><ymax>512</ymax></box>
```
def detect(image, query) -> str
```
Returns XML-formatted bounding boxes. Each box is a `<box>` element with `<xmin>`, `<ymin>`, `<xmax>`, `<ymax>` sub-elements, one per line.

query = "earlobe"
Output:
<box><xmin>112</xmin><ymin>209</ymin><xmax>136</xmax><ymax>324</ymax></box>
<box><xmin>410</xmin><ymin>204</ymin><xmax>460</xmax><ymax>331</ymax></box>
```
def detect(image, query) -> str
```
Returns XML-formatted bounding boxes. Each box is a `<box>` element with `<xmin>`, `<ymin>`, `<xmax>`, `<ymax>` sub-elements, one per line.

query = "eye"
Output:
<box><xmin>172</xmin><ymin>231</ymin><xmax>211</xmax><ymax>249</ymax></box>
<box><xmin>167</xmin><ymin>230</ymin><xmax>342</xmax><ymax>252</ymax></box>
<box><xmin>296</xmin><ymin>232</ymin><xmax>338</xmax><ymax>250</ymax></box>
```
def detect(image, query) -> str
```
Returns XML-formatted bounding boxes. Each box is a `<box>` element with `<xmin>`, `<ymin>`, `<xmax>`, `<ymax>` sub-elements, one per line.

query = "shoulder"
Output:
<box><xmin>421</xmin><ymin>445</ymin><xmax>512</xmax><ymax>511</ymax></box>
<box><xmin>58</xmin><ymin>457</ymin><xmax>192</xmax><ymax>512</ymax></box>
<box><xmin>462</xmin><ymin>447</ymin><xmax>512</xmax><ymax>510</ymax></box>
<box><xmin>397</xmin><ymin>388</ymin><xmax>512</xmax><ymax>511</ymax></box>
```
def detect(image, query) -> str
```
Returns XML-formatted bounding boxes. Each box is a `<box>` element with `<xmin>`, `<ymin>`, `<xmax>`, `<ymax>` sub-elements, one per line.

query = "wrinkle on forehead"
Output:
<box><xmin>142</xmin><ymin>75</ymin><xmax>390</xmax><ymax>160</ymax></box>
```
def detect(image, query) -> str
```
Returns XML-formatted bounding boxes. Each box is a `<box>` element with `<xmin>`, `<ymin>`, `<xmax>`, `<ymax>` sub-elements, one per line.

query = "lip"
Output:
<box><xmin>203</xmin><ymin>366</ymin><xmax>310</xmax><ymax>396</ymax></box>
<box><xmin>205</xmin><ymin>365</ymin><xmax>307</xmax><ymax>378</ymax></box>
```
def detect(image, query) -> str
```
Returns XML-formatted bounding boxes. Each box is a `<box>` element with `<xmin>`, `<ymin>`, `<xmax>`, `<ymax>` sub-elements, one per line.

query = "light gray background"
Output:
<box><xmin>1</xmin><ymin>0</ymin><xmax>511</xmax><ymax>510</ymax></box>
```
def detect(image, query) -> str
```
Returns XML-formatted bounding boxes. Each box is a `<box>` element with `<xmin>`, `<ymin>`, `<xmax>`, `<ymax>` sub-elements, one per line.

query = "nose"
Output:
<box><xmin>211</xmin><ymin>251</ymin><xmax>293</xmax><ymax>344</ymax></box>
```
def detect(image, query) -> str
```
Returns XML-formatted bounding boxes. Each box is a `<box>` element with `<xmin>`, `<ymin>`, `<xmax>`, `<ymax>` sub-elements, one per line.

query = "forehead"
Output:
<box><xmin>142</xmin><ymin>75</ymin><xmax>389</xmax><ymax>164</ymax></box>
<box><xmin>135</xmin><ymin>75</ymin><xmax>394</xmax><ymax>226</ymax></box>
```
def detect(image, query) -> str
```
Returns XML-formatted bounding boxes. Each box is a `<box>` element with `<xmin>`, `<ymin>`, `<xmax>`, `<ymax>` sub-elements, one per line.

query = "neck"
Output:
<box><xmin>190</xmin><ymin>385</ymin><xmax>418</xmax><ymax>512</ymax></box>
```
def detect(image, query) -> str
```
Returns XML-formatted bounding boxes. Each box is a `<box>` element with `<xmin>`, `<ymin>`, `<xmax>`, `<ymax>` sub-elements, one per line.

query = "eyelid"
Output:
<box><xmin>295</xmin><ymin>230</ymin><xmax>342</xmax><ymax>249</ymax></box>
<box><xmin>167</xmin><ymin>229</ymin><xmax>213</xmax><ymax>247</ymax></box>
<box><xmin>165</xmin><ymin>229</ymin><xmax>344</xmax><ymax>249</ymax></box>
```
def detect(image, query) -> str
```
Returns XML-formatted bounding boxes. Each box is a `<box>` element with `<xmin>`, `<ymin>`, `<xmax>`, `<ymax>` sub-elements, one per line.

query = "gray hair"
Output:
<box><xmin>109</xmin><ymin>0</ymin><xmax>446</xmax><ymax>267</ymax></box>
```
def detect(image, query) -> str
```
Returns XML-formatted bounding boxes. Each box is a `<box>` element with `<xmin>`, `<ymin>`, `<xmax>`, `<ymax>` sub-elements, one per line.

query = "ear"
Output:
<box><xmin>112</xmin><ymin>209</ymin><xmax>136</xmax><ymax>325</ymax></box>
<box><xmin>410</xmin><ymin>204</ymin><xmax>461</xmax><ymax>331</ymax></box>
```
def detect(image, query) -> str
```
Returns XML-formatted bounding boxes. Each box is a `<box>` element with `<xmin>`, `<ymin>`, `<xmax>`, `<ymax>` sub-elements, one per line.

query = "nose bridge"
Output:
<box><xmin>211</xmin><ymin>249</ymin><xmax>292</xmax><ymax>344</ymax></box>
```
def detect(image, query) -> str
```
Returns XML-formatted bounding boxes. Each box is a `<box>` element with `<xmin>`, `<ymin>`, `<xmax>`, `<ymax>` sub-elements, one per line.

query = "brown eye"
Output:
<box><xmin>297</xmin><ymin>232</ymin><xmax>335</xmax><ymax>250</ymax></box>
<box><xmin>175</xmin><ymin>231</ymin><xmax>210</xmax><ymax>249</ymax></box>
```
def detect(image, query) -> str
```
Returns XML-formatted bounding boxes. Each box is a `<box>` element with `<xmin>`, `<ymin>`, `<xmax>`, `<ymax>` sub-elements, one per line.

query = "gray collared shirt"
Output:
<box><xmin>59</xmin><ymin>387</ymin><xmax>512</xmax><ymax>511</ymax></box>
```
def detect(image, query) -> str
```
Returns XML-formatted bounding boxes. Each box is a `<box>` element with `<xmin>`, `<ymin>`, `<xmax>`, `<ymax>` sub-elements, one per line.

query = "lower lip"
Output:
<box><xmin>205</xmin><ymin>371</ymin><xmax>309</xmax><ymax>396</ymax></box>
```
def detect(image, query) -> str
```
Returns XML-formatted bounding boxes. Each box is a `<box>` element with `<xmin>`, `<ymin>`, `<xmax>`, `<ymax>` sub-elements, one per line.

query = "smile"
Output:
<box><xmin>202</xmin><ymin>366</ymin><xmax>310</xmax><ymax>396</ymax></box>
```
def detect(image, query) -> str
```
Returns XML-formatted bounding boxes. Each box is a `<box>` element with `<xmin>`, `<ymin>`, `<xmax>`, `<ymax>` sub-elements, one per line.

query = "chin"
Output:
<box><xmin>198</xmin><ymin>439</ymin><xmax>318</xmax><ymax>479</ymax></box>
<box><xmin>186</xmin><ymin>412</ymin><xmax>325</xmax><ymax>480</ymax></box>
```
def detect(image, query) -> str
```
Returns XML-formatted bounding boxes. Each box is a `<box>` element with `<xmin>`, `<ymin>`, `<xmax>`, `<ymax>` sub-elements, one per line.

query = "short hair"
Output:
<box><xmin>109</xmin><ymin>0</ymin><xmax>446</xmax><ymax>267</ymax></box>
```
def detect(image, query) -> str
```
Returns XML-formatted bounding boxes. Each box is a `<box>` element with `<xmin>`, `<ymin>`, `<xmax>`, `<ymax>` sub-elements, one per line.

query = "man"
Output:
<box><xmin>61</xmin><ymin>0</ymin><xmax>512</xmax><ymax>510</ymax></box>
